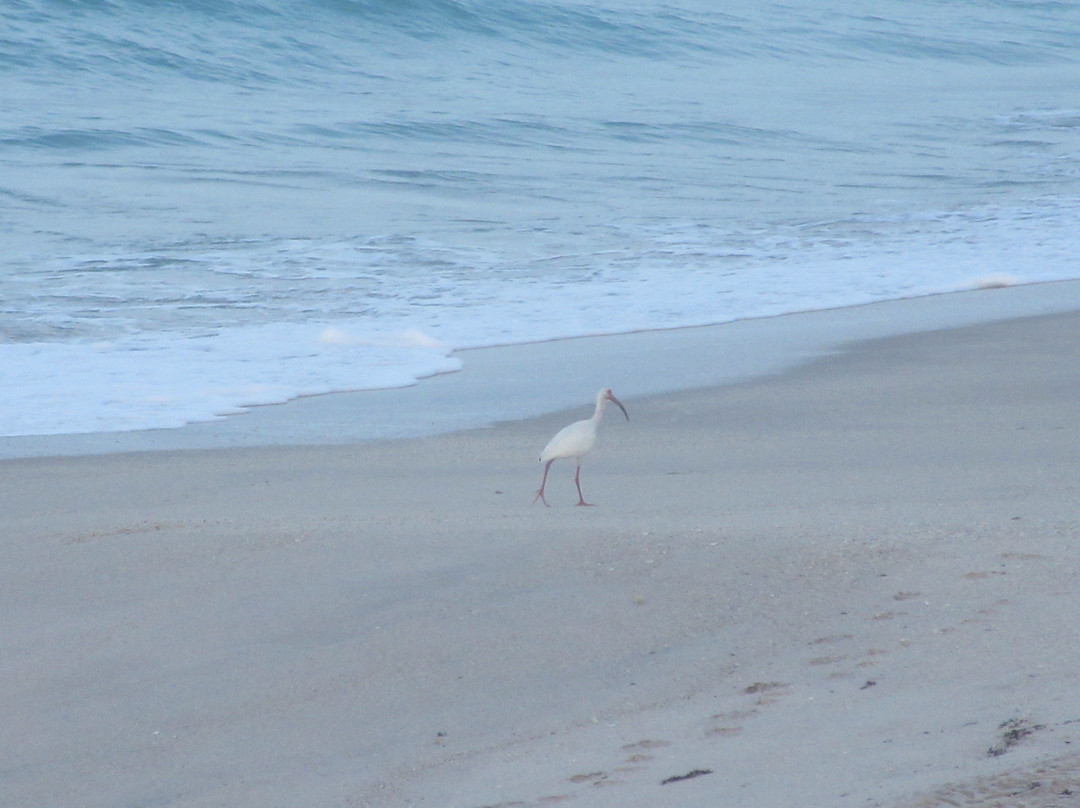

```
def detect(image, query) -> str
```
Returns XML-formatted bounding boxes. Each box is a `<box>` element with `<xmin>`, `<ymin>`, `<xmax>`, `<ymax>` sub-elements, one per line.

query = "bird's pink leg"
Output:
<box><xmin>534</xmin><ymin>459</ymin><xmax>554</xmax><ymax>506</ymax></box>
<box><xmin>574</xmin><ymin>462</ymin><xmax>593</xmax><ymax>507</ymax></box>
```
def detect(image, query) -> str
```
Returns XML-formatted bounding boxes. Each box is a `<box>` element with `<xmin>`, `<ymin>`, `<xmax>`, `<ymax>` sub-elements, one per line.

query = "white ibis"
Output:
<box><xmin>533</xmin><ymin>388</ymin><xmax>629</xmax><ymax>507</ymax></box>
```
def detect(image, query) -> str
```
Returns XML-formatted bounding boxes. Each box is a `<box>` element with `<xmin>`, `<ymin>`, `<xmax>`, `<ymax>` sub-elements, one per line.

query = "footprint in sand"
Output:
<box><xmin>621</xmin><ymin>739</ymin><xmax>671</xmax><ymax>751</ymax></box>
<box><xmin>711</xmin><ymin>708</ymin><xmax>758</xmax><ymax>722</ymax></box>
<box><xmin>809</xmin><ymin>633</ymin><xmax>854</xmax><ymax>645</ymax></box>
<box><xmin>619</xmin><ymin>739</ymin><xmax>671</xmax><ymax>767</ymax></box>
<box><xmin>741</xmin><ymin>681</ymin><xmax>790</xmax><ymax>705</ymax></box>
<box><xmin>704</xmin><ymin>707</ymin><xmax>759</xmax><ymax>740</ymax></box>
<box><xmin>566</xmin><ymin>770</ymin><xmax>622</xmax><ymax>788</ymax></box>
<box><xmin>563</xmin><ymin>740</ymin><xmax>672</xmax><ymax>793</ymax></box>
<box><xmin>567</xmin><ymin>771</ymin><xmax>606</xmax><ymax>784</ymax></box>
<box><xmin>856</xmin><ymin>648</ymin><xmax>887</xmax><ymax>668</ymax></box>
<box><xmin>806</xmin><ymin>635</ymin><xmax>856</xmax><ymax>674</ymax></box>
<box><xmin>872</xmin><ymin>610</ymin><xmax>905</xmax><ymax>621</ymax></box>
<box><xmin>705</xmin><ymin>725</ymin><xmax>743</xmax><ymax>738</ymax></box>
<box><xmin>960</xmin><ymin>598</ymin><xmax>1012</xmax><ymax>625</ymax></box>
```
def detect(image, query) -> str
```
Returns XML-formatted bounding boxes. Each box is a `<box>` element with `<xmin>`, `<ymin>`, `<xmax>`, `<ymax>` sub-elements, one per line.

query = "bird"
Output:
<box><xmin>534</xmin><ymin>388</ymin><xmax>629</xmax><ymax>507</ymax></box>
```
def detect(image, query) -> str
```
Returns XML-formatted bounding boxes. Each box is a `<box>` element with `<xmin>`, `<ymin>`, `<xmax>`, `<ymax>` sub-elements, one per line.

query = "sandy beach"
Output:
<box><xmin>4</xmin><ymin>302</ymin><xmax>1080</xmax><ymax>807</ymax></box>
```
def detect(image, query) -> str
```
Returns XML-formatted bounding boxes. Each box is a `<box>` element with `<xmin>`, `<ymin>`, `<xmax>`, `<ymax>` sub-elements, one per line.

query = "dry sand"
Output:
<box><xmin>3</xmin><ymin>309</ymin><xmax>1080</xmax><ymax>807</ymax></box>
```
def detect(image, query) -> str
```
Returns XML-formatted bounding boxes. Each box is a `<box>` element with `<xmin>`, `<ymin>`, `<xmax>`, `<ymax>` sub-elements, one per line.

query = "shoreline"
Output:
<box><xmin>3</xmin><ymin>302</ymin><xmax>1080</xmax><ymax>807</ymax></box>
<box><xmin>4</xmin><ymin>279</ymin><xmax>1080</xmax><ymax>461</ymax></box>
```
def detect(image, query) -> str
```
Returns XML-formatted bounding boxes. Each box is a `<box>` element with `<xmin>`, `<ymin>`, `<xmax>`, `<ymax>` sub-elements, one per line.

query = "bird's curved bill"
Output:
<box><xmin>608</xmin><ymin>393</ymin><xmax>629</xmax><ymax>421</ymax></box>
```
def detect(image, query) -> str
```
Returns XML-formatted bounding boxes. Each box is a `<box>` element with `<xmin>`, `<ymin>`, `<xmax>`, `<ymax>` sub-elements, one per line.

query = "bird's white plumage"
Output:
<box><xmin>540</xmin><ymin>413</ymin><xmax>598</xmax><ymax>463</ymax></box>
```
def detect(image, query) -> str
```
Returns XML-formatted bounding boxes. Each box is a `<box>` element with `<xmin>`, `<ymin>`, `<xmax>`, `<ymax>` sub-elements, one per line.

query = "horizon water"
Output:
<box><xmin>3</xmin><ymin>0</ymin><xmax>1080</xmax><ymax>438</ymax></box>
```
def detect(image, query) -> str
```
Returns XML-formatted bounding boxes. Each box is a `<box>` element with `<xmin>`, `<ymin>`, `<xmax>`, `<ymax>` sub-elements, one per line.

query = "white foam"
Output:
<box><xmin>0</xmin><ymin>324</ymin><xmax>459</xmax><ymax>437</ymax></box>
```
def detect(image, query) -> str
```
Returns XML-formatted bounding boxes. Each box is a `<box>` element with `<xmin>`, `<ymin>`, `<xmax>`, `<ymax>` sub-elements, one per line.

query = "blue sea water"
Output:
<box><xmin>2</xmin><ymin>0</ymin><xmax>1080</xmax><ymax>436</ymax></box>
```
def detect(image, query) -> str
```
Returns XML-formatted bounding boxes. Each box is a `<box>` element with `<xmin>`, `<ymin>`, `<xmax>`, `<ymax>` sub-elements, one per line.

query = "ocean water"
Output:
<box><xmin>2</xmin><ymin>0</ymin><xmax>1080</xmax><ymax>437</ymax></box>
